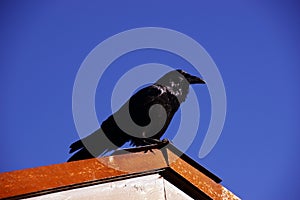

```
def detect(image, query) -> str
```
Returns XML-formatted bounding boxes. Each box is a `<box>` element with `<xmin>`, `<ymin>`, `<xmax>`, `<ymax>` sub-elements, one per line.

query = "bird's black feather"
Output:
<box><xmin>68</xmin><ymin>69</ymin><xmax>205</xmax><ymax>162</ymax></box>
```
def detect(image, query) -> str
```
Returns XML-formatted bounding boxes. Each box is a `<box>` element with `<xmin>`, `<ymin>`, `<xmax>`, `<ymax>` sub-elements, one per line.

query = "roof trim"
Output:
<box><xmin>0</xmin><ymin>144</ymin><xmax>239</xmax><ymax>200</ymax></box>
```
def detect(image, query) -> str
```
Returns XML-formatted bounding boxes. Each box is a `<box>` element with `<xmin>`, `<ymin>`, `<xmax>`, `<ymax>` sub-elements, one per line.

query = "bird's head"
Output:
<box><xmin>156</xmin><ymin>69</ymin><xmax>205</xmax><ymax>86</ymax></box>
<box><xmin>156</xmin><ymin>69</ymin><xmax>205</xmax><ymax>102</ymax></box>
<box><xmin>176</xmin><ymin>69</ymin><xmax>205</xmax><ymax>84</ymax></box>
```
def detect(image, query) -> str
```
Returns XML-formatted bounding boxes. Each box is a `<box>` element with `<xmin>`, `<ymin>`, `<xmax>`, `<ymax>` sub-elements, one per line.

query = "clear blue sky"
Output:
<box><xmin>1</xmin><ymin>1</ymin><xmax>299</xmax><ymax>199</ymax></box>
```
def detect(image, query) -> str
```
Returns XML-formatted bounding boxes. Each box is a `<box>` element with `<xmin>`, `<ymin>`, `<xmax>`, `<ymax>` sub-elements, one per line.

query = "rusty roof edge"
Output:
<box><xmin>112</xmin><ymin>142</ymin><xmax>222</xmax><ymax>183</ymax></box>
<box><xmin>166</xmin><ymin>144</ymin><xmax>222</xmax><ymax>183</ymax></box>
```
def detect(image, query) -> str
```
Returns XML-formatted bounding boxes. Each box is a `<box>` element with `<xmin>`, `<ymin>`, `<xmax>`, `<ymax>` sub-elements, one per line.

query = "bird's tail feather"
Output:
<box><xmin>69</xmin><ymin>140</ymin><xmax>84</xmax><ymax>154</ymax></box>
<box><xmin>68</xmin><ymin>128</ymin><xmax>126</xmax><ymax>162</ymax></box>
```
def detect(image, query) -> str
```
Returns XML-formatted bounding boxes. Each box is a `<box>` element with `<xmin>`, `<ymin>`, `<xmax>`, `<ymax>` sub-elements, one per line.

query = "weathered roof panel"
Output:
<box><xmin>0</xmin><ymin>143</ymin><xmax>239</xmax><ymax>200</ymax></box>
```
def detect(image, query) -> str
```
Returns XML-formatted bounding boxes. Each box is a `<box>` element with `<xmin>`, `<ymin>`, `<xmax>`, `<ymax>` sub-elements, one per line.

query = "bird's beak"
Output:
<box><xmin>185</xmin><ymin>74</ymin><xmax>206</xmax><ymax>84</ymax></box>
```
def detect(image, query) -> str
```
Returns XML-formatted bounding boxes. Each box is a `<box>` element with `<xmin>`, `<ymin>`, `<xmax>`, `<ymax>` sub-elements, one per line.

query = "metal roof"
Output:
<box><xmin>0</xmin><ymin>143</ymin><xmax>239</xmax><ymax>200</ymax></box>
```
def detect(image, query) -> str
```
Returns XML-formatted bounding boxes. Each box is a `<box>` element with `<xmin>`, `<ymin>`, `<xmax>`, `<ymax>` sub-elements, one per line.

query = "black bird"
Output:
<box><xmin>68</xmin><ymin>69</ymin><xmax>205</xmax><ymax>162</ymax></box>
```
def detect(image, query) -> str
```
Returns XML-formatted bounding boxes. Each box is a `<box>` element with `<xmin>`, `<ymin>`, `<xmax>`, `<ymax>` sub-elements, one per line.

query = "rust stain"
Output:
<box><xmin>0</xmin><ymin>159</ymin><xmax>125</xmax><ymax>199</ymax></box>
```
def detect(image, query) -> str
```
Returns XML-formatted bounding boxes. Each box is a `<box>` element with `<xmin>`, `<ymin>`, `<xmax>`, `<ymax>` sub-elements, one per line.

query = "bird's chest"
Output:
<box><xmin>133</xmin><ymin>94</ymin><xmax>179</xmax><ymax>124</ymax></box>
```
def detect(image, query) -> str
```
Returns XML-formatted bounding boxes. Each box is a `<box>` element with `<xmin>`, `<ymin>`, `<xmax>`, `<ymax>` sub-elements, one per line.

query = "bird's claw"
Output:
<box><xmin>161</xmin><ymin>138</ymin><xmax>169</xmax><ymax>144</ymax></box>
<box><xmin>144</xmin><ymin>149</ymin><xmax>154</xmax><ymax>153</ymax></box>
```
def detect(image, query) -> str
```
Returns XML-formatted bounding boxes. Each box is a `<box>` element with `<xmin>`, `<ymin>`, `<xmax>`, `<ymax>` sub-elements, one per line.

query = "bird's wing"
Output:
<box><xmin>127</xmin><ymin>84</ymin><xmax>168</xmax><ymax>127</ymax></box>
<box><xmin>68</xmin><ymin>84</ymin><xmax>177</xmax><ymax>161</ymax></box>
<box><xmin>127</xmin><ymin>84</ymin><xmax>180</xmax><ymax>144</ymax></box>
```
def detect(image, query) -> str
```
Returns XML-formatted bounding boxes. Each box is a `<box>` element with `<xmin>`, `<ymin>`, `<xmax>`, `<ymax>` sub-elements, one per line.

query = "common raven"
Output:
<box><xmin>68</xmin><ymin>69</ymin><xmax>205</xmax><ymax>162</ymax></box>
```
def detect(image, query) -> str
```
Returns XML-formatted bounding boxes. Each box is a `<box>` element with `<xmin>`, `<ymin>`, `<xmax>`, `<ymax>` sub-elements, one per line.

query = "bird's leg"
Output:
<box><xmin>142</xmin><ymin>138</ymin><xmax>169</xmax><ymax>145</ymax></box>
<box><xmin>142</xmin><ymin>138</ymin><xmax>161</xmax><ymax>144</ymax></box>
<box><xmin>141</xmin><ymin>138</ymin><xmax>170</xmax><ymax>153</ymax></box>
<box><xmin>137</xmin><ymin>138</ymin><xmax>156</xmax><ymax>153</ymax></box>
